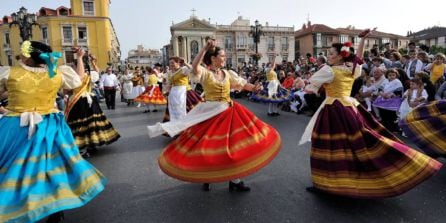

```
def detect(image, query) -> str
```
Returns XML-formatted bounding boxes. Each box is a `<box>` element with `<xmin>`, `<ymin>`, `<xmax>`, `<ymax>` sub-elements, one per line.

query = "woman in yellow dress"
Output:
<box><xmin>300</xmin><ymin>29</ymin><xmax>441</xmax><ymax>198</ymax></box>
<box><xmin>0</xmin><ymin>41</ymin><xmax>106</xmax><ymax>222</ymax></box>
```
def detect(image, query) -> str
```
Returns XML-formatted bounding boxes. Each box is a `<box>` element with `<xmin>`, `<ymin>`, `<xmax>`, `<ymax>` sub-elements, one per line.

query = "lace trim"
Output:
<box><xmin>19</xmin><ymin>61</ymin><xmax>48</xmax><ymax>73</ymax></box>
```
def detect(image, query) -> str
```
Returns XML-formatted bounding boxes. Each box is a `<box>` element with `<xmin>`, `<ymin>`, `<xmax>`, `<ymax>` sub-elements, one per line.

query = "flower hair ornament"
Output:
<box><xmin>340</xmin><ymin>42</ymin><xmax>352</xmax><ymax>58</ymax></box>
<box><xmin>21</xmin><ymin>40</ymin><xmax>33</xmax><ymax>58</ymax></box>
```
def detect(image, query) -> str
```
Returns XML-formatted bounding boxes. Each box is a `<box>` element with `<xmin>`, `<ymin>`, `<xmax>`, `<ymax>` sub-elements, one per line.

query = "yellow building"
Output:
<box><xmin>0</xmin><ymin>0</ymin><xmax>120</xmax><ymax>70</ymax></box>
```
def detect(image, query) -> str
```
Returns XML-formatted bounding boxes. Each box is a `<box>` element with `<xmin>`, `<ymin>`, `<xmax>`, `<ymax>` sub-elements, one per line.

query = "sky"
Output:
<box><xmin>1</xmin><ymin>0</ymin><xmax>445</xmax><ymax>57</ymax></box>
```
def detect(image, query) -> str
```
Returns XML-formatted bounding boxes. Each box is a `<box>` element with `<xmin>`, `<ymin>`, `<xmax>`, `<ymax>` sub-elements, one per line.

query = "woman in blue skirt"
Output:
<box><xmin>0</xmin><ymin>41</ymin><xmax>107</xmax><ymax>223</ymax></box>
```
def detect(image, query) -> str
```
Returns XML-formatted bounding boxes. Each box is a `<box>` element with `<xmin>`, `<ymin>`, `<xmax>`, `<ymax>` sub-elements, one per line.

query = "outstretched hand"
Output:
<box><xmin>73</xmin><ymin>47</ymin><xmax>86</xmax><ymax>58</ymax></box>
<box><xmin>358</xmin><ymin>27</ymin><xmax>377</xmax><ymax>38</ymax></box>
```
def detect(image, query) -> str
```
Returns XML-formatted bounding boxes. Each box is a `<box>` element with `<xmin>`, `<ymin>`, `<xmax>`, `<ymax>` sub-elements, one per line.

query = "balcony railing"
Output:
<box><xmin>77</xmin><ymin>38</ymin><xmax>88</xmax><ymax>46</ymax></box>
<box><xmin>267</xmin><ymin>44</ymin><xmax>275</xmax><ymax>51</ymax></box>
<box><xmin>62</xmin><ymin>38</ymin><xmax>73</xmax><ymax>46</ymax></box>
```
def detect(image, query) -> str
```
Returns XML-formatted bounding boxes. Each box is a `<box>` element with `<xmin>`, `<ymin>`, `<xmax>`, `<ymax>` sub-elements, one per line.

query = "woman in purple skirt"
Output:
<box><xmin>299</xmin><ymin>29</ymin><xmax>441</xmax><ymax>198</ymax></box>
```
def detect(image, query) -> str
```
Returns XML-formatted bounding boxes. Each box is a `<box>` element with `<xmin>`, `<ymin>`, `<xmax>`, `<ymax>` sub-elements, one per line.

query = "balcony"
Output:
<box><xmin>77</xmin><ymin>38</ymin><xmax>88</xmax><ymax>46</ymax></box>
<box><xmin>62</xmin><ymin>38</ymin><xmax>73</xmax><ymax>46</ymax></box>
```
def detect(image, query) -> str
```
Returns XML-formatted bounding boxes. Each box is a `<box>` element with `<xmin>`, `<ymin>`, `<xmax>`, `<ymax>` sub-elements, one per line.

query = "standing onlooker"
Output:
<box><xmin>99</xmin><ymin>67</ymin><xmax>120</xmax><ymax>109</ymax></box>
<box><xmin>405</xmin><ymin>50</ymin><xmax>423</xmax><ymax>79</ymax></box>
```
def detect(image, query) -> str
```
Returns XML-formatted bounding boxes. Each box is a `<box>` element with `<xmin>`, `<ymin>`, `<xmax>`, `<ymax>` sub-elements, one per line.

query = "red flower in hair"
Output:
<box><xmin>340</xmin><ymin>50</ymin><xmax>350</xmax><ymax>58</ymax></box>
<box><xmin>344</xmin><ymin>42</ymin><xmax>352</xmax><ymax>47</ymax></box>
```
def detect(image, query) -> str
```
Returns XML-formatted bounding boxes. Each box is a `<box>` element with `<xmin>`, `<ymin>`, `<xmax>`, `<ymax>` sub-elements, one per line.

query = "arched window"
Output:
<box><xmin>190</xmin><ymin>40</ymin><xmax>199</xmax><ymax>61</ymax></box>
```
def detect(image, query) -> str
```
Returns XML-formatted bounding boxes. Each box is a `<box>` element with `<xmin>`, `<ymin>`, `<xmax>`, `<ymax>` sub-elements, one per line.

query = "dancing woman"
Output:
<box><xmin>64</xmin><ymin>50</ymin><xmax>120</xmax><ymax>153</ymax></box>
<box><xmin>162</xmin><ymin>57</ymin><xmax>202</xmax><ymax>122</ymax></box>
<box><xmin>148</xmin><ymin>39</ymin><xmax>281</xmax><ymax>191</ymax></box>
<box><xmin>299</xmin><ymin>29</ymin><xmax>441</xmax><ymax>198</ymax></box>
<box><xmin>0</xmin><ymin>41</ymin><xmax>106</xmax><ymax>222</ymax></box>
<box><xmin>250</xmin><ymin>55</ymin><xmax>293</xmax><ymax>116</ymax></box>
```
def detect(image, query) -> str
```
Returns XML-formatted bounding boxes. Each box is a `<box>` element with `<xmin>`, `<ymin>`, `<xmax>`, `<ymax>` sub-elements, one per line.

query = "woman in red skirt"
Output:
<box><xmin>135</xmin><ymin>68</ymin><xmax>167</xmax><ymax>113</ymax></box>
<box><xmin>148</xmin><ymin>39</ymin><xmax>281</xmax><ymax>191</ymax></box>
<box><xmin>299</xmin><ymin>29</ymin><xmax>442</xmax><ymax>198</ymax></box>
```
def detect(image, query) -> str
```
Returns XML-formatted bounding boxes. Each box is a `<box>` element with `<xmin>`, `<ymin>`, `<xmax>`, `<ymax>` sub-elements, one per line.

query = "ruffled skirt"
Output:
<box><xmin>310</xmin><ymin>100</ymin><xmax>441</xmax><ymax>198</ymax></box>
<box><xmin>0</xmin><ymin>113</ymin><xmax>106</xmax><ymax>223</ymax></box>
<box><xmin>66</xmin><ymin>97</ymin><xmax>120</xmax><ymax>149</ymax></box>
<box><xmin>399</xmin><ymin>100</ymin><xmax>446</xmax><ymax>157</ymax></box>
<box><xmin>135</xmin><ymin>86</ymin><xmax>167</xmax><ymax>105</ymax></box>
<box><xmin>158</xmin><ymin>102</ymin><xmax>281</xmax><ymax>183</ymax></box>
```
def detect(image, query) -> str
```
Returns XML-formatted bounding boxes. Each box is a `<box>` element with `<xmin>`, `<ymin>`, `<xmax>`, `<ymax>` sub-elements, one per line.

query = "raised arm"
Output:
<box><xmin>74</xmin><ymin>47</ymin><xmax>86</xmax><ymax>80</ymax></box>
<box><xmin>192</xmin><ymin>39</ymin><xmax>215</xmax><ymax>76</ymax></box>
<box><xmin>357</xmin><ymin>28</ymin><xmax>376</xmax><ymax>60</ymax></box>
<box><xmin>90</xmin><ymin>55</ymin><xmax>100</xmax><ymax>72</ymax></box>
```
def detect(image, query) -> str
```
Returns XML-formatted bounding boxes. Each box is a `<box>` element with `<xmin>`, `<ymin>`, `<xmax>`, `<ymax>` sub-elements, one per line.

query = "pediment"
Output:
<box><xmin>171</xmin><ymin>17</ymin><xmax>216</xmax><ymax>31</ymax></box>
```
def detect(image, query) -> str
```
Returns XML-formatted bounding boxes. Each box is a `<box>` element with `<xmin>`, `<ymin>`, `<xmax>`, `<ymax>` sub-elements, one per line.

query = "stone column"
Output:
<box><xmin>174</xmin><ymin>36</ymin><xmax>179</xmax><ymax>56</ymax></box>
<box><xmin>183</xmin><ymin>37</ymin><xmax>188</xmax><ymax>62</ymax></box>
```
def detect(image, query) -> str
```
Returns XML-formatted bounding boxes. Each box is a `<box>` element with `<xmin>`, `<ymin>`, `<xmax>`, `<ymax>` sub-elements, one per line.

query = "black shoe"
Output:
<box><xmin>267</xmin><ymin>112</ymin><xmax>274</xmax><ymax>116</ymax></box>
<box><xmin>152</xmin><ymin>109</ymin><xmax>158</xmax><ymax>112</ymax></box>
<box><xmin>111</xmin><ymin>107</ymin><xmax>115</xmax><ymax>110</ymax></box>
<box><xmin>273</xmin><ymin>112</ymin><xmax>280</xmax><ymax>116</ymax></box>
<box><xmin>229</xmin><ymin>181</ymin><xmax>250</xmax><ymax>192</ymax></box>
<box><xmin>143</xmin><ymin>110</ymin><xmax>150</xmax><ymax>113</ymax></box>
<box><xmin>202</xmin><ymin>183</ymin><xmax>210</xmax><ymax>191</ymax></box>
<box><xmin>305</xmin><ymin>186</ymin><xmax>322</xmax><ymax>194</ymax></box>
<box><xmin>46</xmin><ymin>211</ymin><xmax>64</xmax><ymax>223</ymax></box>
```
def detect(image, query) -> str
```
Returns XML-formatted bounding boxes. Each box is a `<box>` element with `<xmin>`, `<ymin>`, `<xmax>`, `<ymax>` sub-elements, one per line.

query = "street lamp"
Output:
<box><xmin>9</xmin><ymin>7</ymin><xmax>39</xmax><ymax>41</ymax></box>
<box><xmin>250</xmin><ymin>20</ymin><xmax>263</xmax><ymax>67</ymax></box>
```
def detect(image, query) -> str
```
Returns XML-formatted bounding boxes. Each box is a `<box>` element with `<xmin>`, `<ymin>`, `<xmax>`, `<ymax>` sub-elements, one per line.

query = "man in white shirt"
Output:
<box><xmin>99</xmin><ymin>67</ymin><xmax>120</xmax><ymax>109</ymax></box>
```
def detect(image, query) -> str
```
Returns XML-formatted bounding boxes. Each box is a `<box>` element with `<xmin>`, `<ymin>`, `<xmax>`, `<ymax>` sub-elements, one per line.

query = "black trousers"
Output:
<box><xmin>104</xmin><ymin>88</ymin><xmax>116</xmax><ymax>109</ymax></box>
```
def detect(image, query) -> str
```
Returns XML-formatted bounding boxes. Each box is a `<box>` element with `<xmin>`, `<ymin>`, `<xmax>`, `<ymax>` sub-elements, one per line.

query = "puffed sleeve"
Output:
<box><xmin>59</xmin><ymin>65</ymin><xmax>82</xmax><ymax>90</ymax></box>
<box><xmin>353</xmin><ymin>65</ymin><xmax>362</xmax><ymax>79</ymax></box>
<box><xmin>90</xmin><ymin>70</ymin><xmax>100</xmax><ymax>83</ymax></box>
<box><xmin>189</xmin><ymin>65</ymin><xmax>209</xmax><ymax>84</ymax></box>
<box><xmin>0</xmin><ymin>66</ymin><xmax>11</xmax><ymax>92</ymax></box>
<box><xmin>228</xmin><ymin>69</ymin><xmax>247</xmax><ymax>91</ymax></box>
<box><xmin>305</xmin><ymin>65</ymin><xmax>334</xmax><ymax>92</ymax></box>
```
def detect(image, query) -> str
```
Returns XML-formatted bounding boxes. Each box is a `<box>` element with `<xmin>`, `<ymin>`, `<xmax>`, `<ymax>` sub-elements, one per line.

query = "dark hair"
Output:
<box><xmin>386</xmin><ymin>68</ymin><xmax>400</xmax><ymax>78</ymax></box>
<box><xmin>391</xmin><ymin>52</ymin><xmax>401</xmax><ymax>60</ymax></box>
<box><xmin>203</xmin><ymin>47</ymin><xmax>222</xmax><ymax>66</ymax></box>
<box><xmin>331</xmin><ymin>43</ymin><xmax>355</xmax><ymax>62</ymax></box>
<box><xmin>169</xmin><ymin>56</ymin><xmax>181</xmax><ymax>63</ymax></box>
<box><xmin>29</xmin><ymin>41</ymin><xmax>52</xmax><ymax>65</ymax></box>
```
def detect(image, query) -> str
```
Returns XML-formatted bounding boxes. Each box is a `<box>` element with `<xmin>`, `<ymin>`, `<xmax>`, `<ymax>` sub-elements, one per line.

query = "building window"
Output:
<box><xmin>77</xmin><ymin>27</ymin><xmax>87</xmax><ymax>44</ymax></box>
<box><xmin>354</xmin><ymin>36</ymin><xmax>360</xmax><ymax>46</ymax></box>
<box><xmin>281</xmin><ymin>37</ymin><xmax>288</xmax><ymax>51</ymax></box>
<box><xmin>62</xmin><ymin>26</ymin><xmax>73</xmax><ymax>44</ymax></box>
<box><xmin>7</xmin><ymin>54</ymin><xmax>12</xmax><ymax>66</ymax></box>
<box><xmin>226</xmin><ymin>57</ymin><xmax>232</xmax><ymax>68</ymax></box>
<box><xmin>41</xmin><ymin>27</ymin><xmax>48</xmax><ymax>40</ymax></box>
<box><xmin>224</xmin><ymin>36</ymin><xmax>233</xmax><ymax>50</ymax></box>
<box><xmin>64</xmin><ymin>50</ymin><xmax>75</xmax><ymax>64</ymax></box>
<box><xmin>190</xmin><ymin>40</ymin><xmax>199</xmax><ymax>61</ymax></box>
<box><xmin>316</xmin><ymin>33</ymin><xmax>322</xmax><ymax>47</ymax></box>
<box><xmin>236</xmin><ymin>35</ymin><xmax>247</xmax><ymax>49</ymax></box>
<box><xmin>282</xmin><ymin>55</ymin><xmax>288</xmax><ymax>62</ymax></box>
<box><xmin>340</xmin><ymin>35</ymin><xmax>348</xmax><ymax>43</ymax></box>
<box><xmin>268</xmin><ymin>55</ymin><xmax>274</xmax><ymax>63</ymax></box>
<box><xmin>83</xmin><ymin>0</ymin><xmax>95</xmax><ymax>16</ymax></box>
<box><xmin>267</xmin><ymin>37</ymin><xmax>274</xmax><ymax>50</ymax></box>
<box><xmin>4</xmin><ymin>33</ymin><xmax>10</xmax><ymax>45</ymax></box>
<box><xmin>237</xmin><ymin>56</ymin><xmax>245</xmax><ymax>64</ymax></box>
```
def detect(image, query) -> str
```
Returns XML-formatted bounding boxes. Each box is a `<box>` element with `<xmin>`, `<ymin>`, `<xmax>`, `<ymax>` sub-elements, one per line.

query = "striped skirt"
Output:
<box><xmin>135</xmin><ymin>86</ymin><xmax>167</xmax><ymax>105</ymax></box>
<box><xmin>162</xmin><ymin>89</ymin><xmax>203</xmax><ymax>122</ymax></box>
<box><xmin>310</xmin><ymin>101</ymin><xmax>441</xmax><ymax>198</ymax></box>
<box><xmin>158</xmin><ymin>102</ymin><xmax>281</xmax><ymax>183</ymax></box>
<box><xmin>250</xmin><ymin>83</ymin><xmax>293</xmax><ymax>104</ymax></box>
<box><xmin>66</xmin><ymin>97</ymin><xmax>120</xmax><ymax>150</ymax></box>
<box><xmin>399</xmin><ymin>100</ymin><xmax>446</xmax><ymax>157</ymax></box>
<box><xmin>0</xmin><ymin>113</ymin><xmax>106</xmax><ymax>223</ymax></box>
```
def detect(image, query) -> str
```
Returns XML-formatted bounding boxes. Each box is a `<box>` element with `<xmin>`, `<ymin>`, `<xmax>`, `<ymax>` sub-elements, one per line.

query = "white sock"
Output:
<box><xmin>231</xmin><ymin>179</ymin><xmax>241</xmax><ymax>184</ymax></box>
<box><xmin>268</xmin><ymin>103</ymin><xmax>273</xmax><ymax>113</ymax></box>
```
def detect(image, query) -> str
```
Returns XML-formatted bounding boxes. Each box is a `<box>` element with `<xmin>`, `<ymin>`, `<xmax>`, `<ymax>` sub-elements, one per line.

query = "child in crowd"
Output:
<box><xmin>398</xmin><ymin>78</ymin><xmax>428</xmax><ymax>121</ymax></box>
<box><xmin>360</xmin><ymin>77</ymin><xmax>376</xmax><ymax>111</ymax></box>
